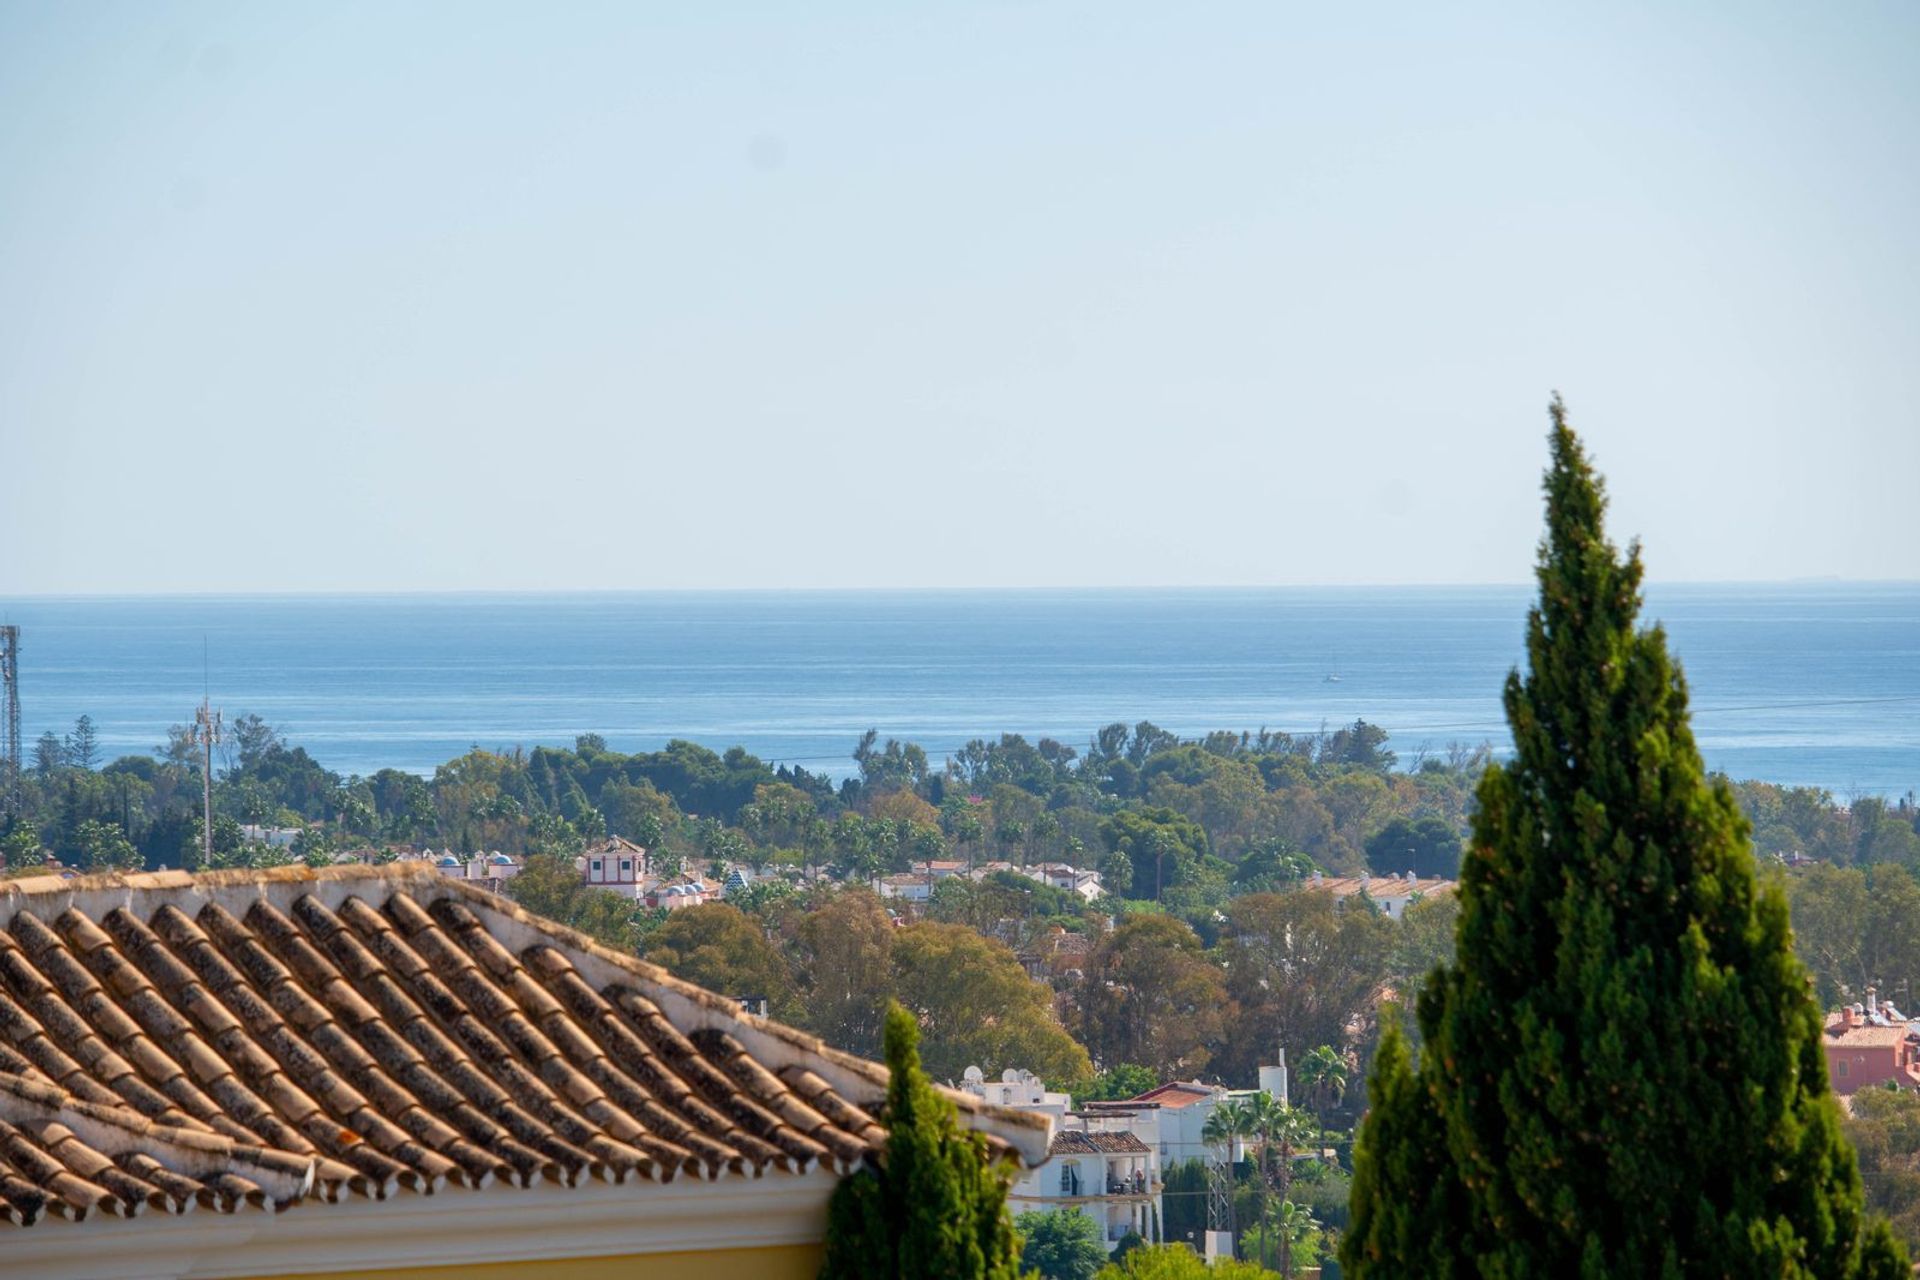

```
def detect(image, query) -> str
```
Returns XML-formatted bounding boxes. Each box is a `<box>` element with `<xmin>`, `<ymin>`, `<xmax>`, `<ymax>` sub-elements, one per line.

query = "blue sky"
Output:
<box><xmin>2</xmin><ymin>2</ymin><xmax>1916</xmax><ymax>592</ymax></box>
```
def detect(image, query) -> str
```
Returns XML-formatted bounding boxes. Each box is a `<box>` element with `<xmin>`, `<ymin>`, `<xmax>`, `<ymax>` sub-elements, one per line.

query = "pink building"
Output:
<box><xmin>1823</xmin><ymin>992</ymin><xmax>1920</xmax><ymax>1095</ymax></box>
<box><xmin>578</xmin><ymin>836</ymin><xmax>651</xmax><ymax>900</ymax></box>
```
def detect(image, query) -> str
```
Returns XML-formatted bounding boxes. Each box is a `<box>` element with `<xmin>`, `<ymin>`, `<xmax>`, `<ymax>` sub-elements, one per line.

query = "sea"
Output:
<box><xmin>1</xmin><ymin>585</ymin><xmax>1915</xmax><ymax>796</ymax></box>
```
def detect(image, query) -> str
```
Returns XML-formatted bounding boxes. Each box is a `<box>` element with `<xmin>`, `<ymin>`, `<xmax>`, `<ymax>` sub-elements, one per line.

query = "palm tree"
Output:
<box><xmin>1201</xmin><ymin>1097</ymin><xmax>1250</xmax><ymax>1155</ymax></box>
<box><xmin>1248</xmin><ymin>1200</ymin><xmax>1321</xmax><ymax>1272</ymax></box>
<box><xmin>1243</xmin><ymin>1094</ymin><xmax>1316</xmax><ymax>1278</ymax></box>
<box><xmin>1295</xmin><ymin>1044</ymin><xmax>1350</xmax><ymax>1117</ymax></box>
<box><xmin>1202</xmin><ymin>1093</ymin><xmax>1316</xmax><ymax>1277</ymax></box>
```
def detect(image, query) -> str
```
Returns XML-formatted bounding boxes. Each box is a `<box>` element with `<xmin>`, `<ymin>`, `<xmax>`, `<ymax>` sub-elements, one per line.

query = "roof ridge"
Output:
<box><xmin>0</xmin><ymin>862</ymin><xmax>440</xmax><ymax>904</ymax></box>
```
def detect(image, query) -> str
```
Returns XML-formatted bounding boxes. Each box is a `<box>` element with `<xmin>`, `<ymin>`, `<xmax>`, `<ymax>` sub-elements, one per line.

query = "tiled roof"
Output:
<box><xmin>1050</xmin><ymin>1129</ymin><xmax>1150</xmax><ymax>1156</ymax></box>
<box><xmin>1312</xmin><ymin>876</ymin><xmax>1456</xmax><ymax>898</ymax></box>
<box><xmin>0</xmin><ymin>864</ymin><xmax>1041</xmax><ymax>1229</ymax></box>
<box><xmin>1124</xmin><ymin>1082</ymin><xmax>1216</xmax><ymax>1110</ymax></box>
<box><xmin>1825</xmin><ymin>1016</ymin><xmax>1912</xmax><ymax>1048</ymax></box>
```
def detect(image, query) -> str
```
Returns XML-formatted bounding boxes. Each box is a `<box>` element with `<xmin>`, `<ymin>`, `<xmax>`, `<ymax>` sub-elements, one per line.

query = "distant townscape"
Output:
<box><xmin>3</xmin><ymin>700</ymin><xmax>1917</xmax><ymax>1267</ymax></box>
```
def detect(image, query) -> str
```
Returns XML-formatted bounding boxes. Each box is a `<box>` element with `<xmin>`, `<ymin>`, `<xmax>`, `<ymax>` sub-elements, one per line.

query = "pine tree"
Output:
<box><xmin>1345</xmin><ymin>398</ymin><xmax>1909</xmax><ymax>1279</ymax></box>
<box><xmin>1343</xmin><ymin>1011</ymin><xmax>1463</xmax><ymax>1278</ymax></box>
<box><xmin>819</xmin><ymin>1001</ymin><xmax>1023</xmax><ymax>1280</ymax></box>
<box><xmin>65</xmin><ymin>714</ymin><xmax>98</xmax><ymax>771</ymax></box>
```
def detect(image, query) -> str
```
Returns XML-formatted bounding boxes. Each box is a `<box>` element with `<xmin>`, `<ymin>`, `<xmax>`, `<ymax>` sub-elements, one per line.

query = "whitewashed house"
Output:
<box><xmin>958</xmin><ymin>1068</ymin><xmax>1162</xmax><ymax>1252</ymax></box>
<box><xmin>577</xmin><ymin>836</ymin><xmax>652</xmax><ymax>900</ymax></box>
<box><xmin>431</xmin><ymin>850</ymin><xmax>523</xmax><ymax>893</ymax></box>
<box><xmin>647</xmin><ymin>877</ymin><xmax>717</xmax><ymax>911</ymax></box>
<box><xmin>1028</xmin><ymin>863</ymin><xmax>1105</xmax><ymax>902</ymax></box>
<box><xmin>873</xmin><ymin>873</ymin><xmax>935</xmax><ymax>903</ymax></box>
<box><xmin>468</xmin><ymin>851</ymin><xmax>522</xmax><ymax>890</ymax></box>
<box><xmin>1117</xmin><ymin>1058</ymin><xmax>1287</xmax><ymax>1167</ymax></box>
<box><xmin>1115</xmin><ymin>1081</ymin><xmax>1231</xmax><ymax>1167</ymax></box>
<box><xmin>1311</xmin><ymin>870</ymin><xmax>1455</xmax><ymax>920</ymax></box>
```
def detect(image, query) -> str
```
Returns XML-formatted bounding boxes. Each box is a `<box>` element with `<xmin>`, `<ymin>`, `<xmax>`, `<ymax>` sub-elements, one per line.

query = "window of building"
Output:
<box><xmin>620</xmin><ymin>860</ymin><xmax>631</xmax><ymax>875</ymax></box>
<box><xmin>1837</xmin><ymin>1059</ymin><xmax>1850</xmax><ymax>1079</ymax></box>
<box><xmin>591</xmin><ymin>860</ymin><xmax>603</xmax><ymax>875</ymax></box>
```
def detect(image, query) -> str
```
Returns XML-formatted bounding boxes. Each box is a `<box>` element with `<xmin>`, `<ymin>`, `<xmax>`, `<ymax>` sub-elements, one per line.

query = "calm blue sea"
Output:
<box><xmin>1</xmin><ymin>586</ymin><xmax>1915</xmax><ymax>795</ymax></box>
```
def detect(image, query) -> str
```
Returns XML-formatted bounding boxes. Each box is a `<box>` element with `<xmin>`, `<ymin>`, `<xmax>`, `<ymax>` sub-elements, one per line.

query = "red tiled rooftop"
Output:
<box><xmin>1824</xmin><ymin>1014</ymin><xmax>1913</xmax><ymax>1048</ymax></box>
<box><xmin>1125</xmin><ymin>1082</ymin><xmax>1215</xmax><ymax>1110</ymax></box>
<box><xmin>1312</xmin><ymin>875</ymin><xmax>1456</xmax><ymax>898</ymax></box>
<box><xmin>0</xmin><ymin>863</ymin><xmax>1044</xmax><ymax>1229</ymax></box>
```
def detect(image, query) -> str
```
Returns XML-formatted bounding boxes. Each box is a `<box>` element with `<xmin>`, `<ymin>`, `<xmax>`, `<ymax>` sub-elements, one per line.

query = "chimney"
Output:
<box><xmin>1842</xmin><ymin>1005</ymin><xmax>1857</xmax><ymax>1028</ymax></box>
<box><xmin>1868</xmin><ymin>987</ymin><xmax>1879</xmax><ymax>1018</ymax></box>
<box><xmin>1258</xmin><ymin>1052</ymin><xmax>1289</xmax><ymax>1108</ymax></box>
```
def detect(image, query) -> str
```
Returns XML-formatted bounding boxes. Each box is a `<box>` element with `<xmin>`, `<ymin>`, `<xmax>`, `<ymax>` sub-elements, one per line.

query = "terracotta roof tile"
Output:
<box><xmin>1050</xmin><ymin>1129</ymin><xmax>1151</xmax><ymax>1155</ymax></box>
<box><xmin>1313</xmin><ymin>875</ymin><xmax>1457</xmax><ymax>898</ymax></box>
<box><xmin>1125</xmin><ymin>1081</ymin><xmax>1216</xmax><ymax>1110</ymax></box>
<box><xmin>1825</xmin><ymin>1020</ymin><xmax>1910</xmax><ymax>1047</ymax></box>
<box><xmin>0</xmin><ymin>862</ymin><xmax>1038</xmax><ymax>1230</ymax></box>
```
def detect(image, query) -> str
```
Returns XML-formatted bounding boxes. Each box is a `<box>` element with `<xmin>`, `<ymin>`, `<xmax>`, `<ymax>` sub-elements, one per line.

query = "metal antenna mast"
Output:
<box><xmin>190</xmin><ymin>643</ymin><xmax>221</xmax><ymax>866</ymax></box>
<box><xmin>0</xmin><ymin>626</ymin><xmax>20</xmax><ymax>813</ymax></box>
<box><xmin>1206</xmin><ymin>1151</ymin><xmax>1238</xmax><ymax>1255</ymax></box>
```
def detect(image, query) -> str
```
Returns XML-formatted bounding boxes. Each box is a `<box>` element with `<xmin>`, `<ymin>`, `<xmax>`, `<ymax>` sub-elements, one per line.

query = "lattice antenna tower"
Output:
<box><xmin>0</xmin><ymin>626</ymin><xmax>19</xmax><ymax>812</ymax></box>
<box><xmin>1206</xmin><ymin>1150</ymin><xmax>1237</xmax><ymax>1244</ymax></box>
<box><xmin>190</xmin><ymin>695</ymin><xmax>222</xmax><ymax>868</ymax></box>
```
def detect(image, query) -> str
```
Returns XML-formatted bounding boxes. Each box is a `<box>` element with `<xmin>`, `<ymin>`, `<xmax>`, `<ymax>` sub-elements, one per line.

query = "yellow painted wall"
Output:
<box><xmin>233</xmin><ymin>1243</ymin><xmax>823</xmax><ymax>1280</ymax></box>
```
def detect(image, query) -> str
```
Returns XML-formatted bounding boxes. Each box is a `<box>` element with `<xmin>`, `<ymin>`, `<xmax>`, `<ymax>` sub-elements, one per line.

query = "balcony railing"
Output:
<box><xmin>1047</xmin><ymin>1174</ymin><xmax>1162</xmax><ymax>1199</ymax></box>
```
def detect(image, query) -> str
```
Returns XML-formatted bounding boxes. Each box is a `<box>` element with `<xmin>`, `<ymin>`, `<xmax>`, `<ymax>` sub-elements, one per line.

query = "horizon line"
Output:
<box><xmin>4</xmin><ymin>575</ymin><xmax>1916</xmax><ymax>603</ymax></box>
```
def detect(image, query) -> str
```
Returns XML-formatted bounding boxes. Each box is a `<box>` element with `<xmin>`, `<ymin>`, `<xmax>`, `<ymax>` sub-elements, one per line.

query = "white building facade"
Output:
<box><xmin>432</xmin><ymin>851</ymin><xmax>524</xmax><ymax>892</ymax></box>
<box><xmin>1311</xmin><ymin>870</ymin><xmax>1455</xmax><ymax>920</ymax></box>
<box><xmin>577</xmin><ymin>837</ymin><xmax>652</xmax><ymax>900</ymax></box>
<box><xmin>959</xmin><ymin>1068</ymin><xmax>1162</xmax><ymax>1252</ymax></box>
<box><xmin>1027</xmin><ymin>863</ymin><xmax>1105</xmax><ymax>902</ymax></box>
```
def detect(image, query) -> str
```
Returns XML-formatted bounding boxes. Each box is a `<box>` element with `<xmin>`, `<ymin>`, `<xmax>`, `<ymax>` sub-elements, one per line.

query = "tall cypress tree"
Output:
<box><xmin>1345</xmin><ymin>399</ymin><xmax>1907</xmax><ymax>1278</ymax></box>
<box><xmin>820</xmin><ymin>1001</ymin><xmax>1023</xmax><ymax>1279</ymax></box>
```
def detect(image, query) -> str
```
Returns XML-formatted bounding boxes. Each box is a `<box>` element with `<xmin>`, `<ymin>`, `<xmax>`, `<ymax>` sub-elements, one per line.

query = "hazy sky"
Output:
<box><xmin>3</xmin><ymin>2</ymin><xmax>1916</xmax><ymax>593</ymax></box>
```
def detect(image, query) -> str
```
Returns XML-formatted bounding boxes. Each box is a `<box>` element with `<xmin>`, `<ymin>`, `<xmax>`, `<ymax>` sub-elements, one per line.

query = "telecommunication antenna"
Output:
<box><xmin>1206</xmin><ymin>1148</ymin><xmax>1238</xmax><ymax>1255</ymax></box>
<box><xmin>0</xmin><ymin>626</ymin><xmax>20</xmax><ymax>812</ymax></box>
<box><xmin>189</xmin><ymin>645</ymin><xmax>222</xmax><ymax>866</ymax></box>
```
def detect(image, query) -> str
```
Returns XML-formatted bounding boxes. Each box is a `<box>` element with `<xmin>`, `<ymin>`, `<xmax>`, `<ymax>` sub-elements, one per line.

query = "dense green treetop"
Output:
<box><xmin>1345</xmin><ymin>400</ymin><xmax>1908</xmax><ymax>1278</ymax></box>
<box><xmin>1093</xmin><ymin>1244</ymin><xmax>1273</xmax><ymax>1279</ymax></box>
<box><xmin>641</xmin><ymin>902</ymin><xmax>796</xmax><ymax>1018</ymax></box>
<box><xmin>819</xmin><ymin>1003</ymin><xmax>1022</xmax><ymax>1280</ymax></box>
<box><xmin>1845</xmin><ymin>1087</ymin><xmax>1920</xmax><ymax>1257</ymax></box>
<box><xmin>1017</xmin><ymin>1208</ymin><xmax>1108</xmax><ymax>1280</ymax></box>
<box><xmin>1362</xmin><ymin>815</ymin><xmax>1461</xmax><ymax>879</ymax></box>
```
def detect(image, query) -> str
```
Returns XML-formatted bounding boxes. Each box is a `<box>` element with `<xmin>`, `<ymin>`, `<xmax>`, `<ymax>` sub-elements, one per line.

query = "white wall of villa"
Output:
<box><xmin>959</xmin><ymin>1068</ymin><xmax>1163</xmax><ymax>1252</ymax></box>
